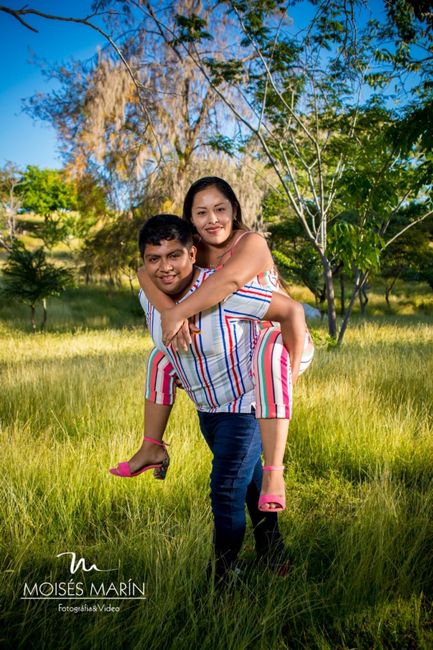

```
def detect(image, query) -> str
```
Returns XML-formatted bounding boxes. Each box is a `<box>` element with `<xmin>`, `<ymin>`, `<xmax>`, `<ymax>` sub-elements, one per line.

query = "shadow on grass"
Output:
<box><xmin>3</xmin><ymin>469</ymin><xmax>433</xmax><ymax>649</ymax></box>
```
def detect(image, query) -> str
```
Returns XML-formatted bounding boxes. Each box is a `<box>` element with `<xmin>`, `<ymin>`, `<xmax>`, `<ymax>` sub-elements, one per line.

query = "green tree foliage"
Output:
<box><xmin>263</xmin><ymin>189</ymin><xmax>325</xmax><ymax>303</ymax></box>
<box><xmin>18</xmin><ymin>165</ymin><xmax>77</xmax><ymax>216</ymax></box>
<box><xmin>15</xmin><ymin>166</ymin><xmax>107</xmax><ymax>248</ymax></box>
<box><xmin>380</xmin><ymin>207</ymin><xmax>433</xmax><ymax>304</ymax></box>
<box><xmin>3</xmin><ymin>0</ymin><xmax>433</xmax><ymax>340</ymax></box>
<box><xmin>80</xmin><ymin>214</ymin><xmax>142</xmax><ymax>287</ymax></box>
<box><xmin>74</xmin><ymin>173</ymin><xmax>108</xmax><ymax>231</ymax></box>
<box><xmin>153</xmin><ymin>0</ymin><xmax>433</xmax><ymax>342</ymax></box>
<box><xmin>1</xmin><ymin>240</ymin><xmax>74</xmax><ymax>332</ymax></box>
<box><xmin>16</xmin><ymin>166</ymin><xmax>78</xmax><ymax>249</ymax></box>
<box><xmin>375</xmin><ymin>0</ymin><xmax>433</xmax><ymax>194</ymax></box>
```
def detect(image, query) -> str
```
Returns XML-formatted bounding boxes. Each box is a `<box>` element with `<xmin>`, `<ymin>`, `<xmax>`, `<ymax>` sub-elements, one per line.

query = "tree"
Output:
<box><xmin>3</xmin><ymin>1</ymin><xmax>433</xmax><ymax>342</ymax></box>
<box><xmin>380</xmin><ymin>207</ymin><xmax>433</xmax><ymax>307</ymax></box>
<box><xmin>1</xmin><ymin>240</ymin><xmax>74</xmax><ymax>331</ymax></box>
<box><xmin>263</xmin><ymin>188</ymin><xmax>325</xmax><ymax>305</ymax></box>
<box><xmin>18</xmin><ymin>165</ymin><xmax>77</xmax><ymax>216</ymax></box>
<box><xmin>21</xmin><ymin>1</ymin><xmax>227</xmax><ymax>214</ymax></box>
<box><xmin>133</xmin><ymin>0</ymin><xmax>433</xmax><ymax>342</ymax></box>
<box><xmin>16</xmin><ymin>165</ymin><xmax>79</xmax><ymax>248</ymax></box>
<box><xmin>15</xmin><ymin>165</ymin><xmax>108</xmax><ymax>247</ymax></box>
<box><xmin>0</xmin><ymin>161</ymin><xmax>23</xmax><ymax>250</ymax></box>
<box><xmin>80</xmin><ymin>212</ymin><xmax>143</xmax><ymax>287</ymax></box>
<box><xmin>326</xmin><ymin>104</ymin><xmax>433</xmax><ymax>338</ymax></box>
<box><xmin>8</xmin><ymin>2</ymin><xmax>271</xmax><ymax>226</ymax></box>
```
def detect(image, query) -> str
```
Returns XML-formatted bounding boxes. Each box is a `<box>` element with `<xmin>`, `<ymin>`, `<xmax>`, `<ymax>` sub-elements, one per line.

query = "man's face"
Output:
<box><xmin>143</xmin><ymin>238</ymin><xmax>197</xmax><ymax>296</ymax></box>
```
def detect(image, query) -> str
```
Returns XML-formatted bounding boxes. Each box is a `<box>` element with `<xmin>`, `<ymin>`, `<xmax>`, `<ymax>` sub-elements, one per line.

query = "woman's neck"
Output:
<box><xmin>197</xmin><ymin>229</ymin><xmax>242</xmax><ymax>268</ymax></box>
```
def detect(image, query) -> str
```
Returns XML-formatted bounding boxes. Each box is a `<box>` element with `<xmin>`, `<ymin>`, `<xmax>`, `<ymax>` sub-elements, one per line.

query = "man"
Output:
<box><xmin>137</xmin><ymin>214</ymin><xmax>306</xmax><ymax>582</ymax></box>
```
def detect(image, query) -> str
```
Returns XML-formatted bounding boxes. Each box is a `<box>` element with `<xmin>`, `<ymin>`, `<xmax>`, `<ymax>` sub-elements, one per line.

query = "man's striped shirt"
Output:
<box><xmin>139</xmin><ymin>268</ymin><xmax>272</xmax><ymax>413</ymax></box>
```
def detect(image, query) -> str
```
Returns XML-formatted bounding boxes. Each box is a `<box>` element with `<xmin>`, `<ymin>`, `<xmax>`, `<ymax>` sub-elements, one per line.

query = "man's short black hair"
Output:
<box><xmin>138</xmin><ymin>214</ymin><xmax>194</xmax><ymax>258</ymax></box>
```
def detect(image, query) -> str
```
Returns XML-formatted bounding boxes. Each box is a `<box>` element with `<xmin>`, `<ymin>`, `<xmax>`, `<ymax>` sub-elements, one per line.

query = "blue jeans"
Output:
<box><xmin>197</xmin><ymin>410</ymin><xmax>283</xmax><ymax>575</ymax></box>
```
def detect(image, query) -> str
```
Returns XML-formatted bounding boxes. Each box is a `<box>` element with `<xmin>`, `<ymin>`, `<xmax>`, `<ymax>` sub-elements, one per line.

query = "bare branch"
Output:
<box><xmin>0</xmin><ymin>5</ymin><xmax>38</xmax><ymax>31</ymax></box>
<box><xmin>381</xmin><ymin>210</ymin><xmax>433</xmax><ymax>250</ymax></box>
<box><xmin>230</xmin><ymin>2</ymin><xmax>318</xmax><ymax>148</ymax></box>
<box><xmin>0</xmin><ymin>3</ymin><xmax>165</xmax><ymax>164</ymax></box>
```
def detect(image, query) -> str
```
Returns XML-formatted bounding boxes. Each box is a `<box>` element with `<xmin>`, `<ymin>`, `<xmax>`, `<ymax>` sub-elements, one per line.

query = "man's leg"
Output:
<box><xmin>198</xmin><ymin>411</ymin><xmax>263</xmax><ymax>580</ymax></box>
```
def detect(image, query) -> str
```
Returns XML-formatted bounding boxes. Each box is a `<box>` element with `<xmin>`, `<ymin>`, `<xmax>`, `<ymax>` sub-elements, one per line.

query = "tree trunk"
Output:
<box><xmin>385</xmin><ymin>273</ymin><xmax>399</xmax><ymax>309</ymax></box>
<box><xmin>385</xmin><ymin>285</ymin><xmax>391</xmax><ymax>309</ymax></box>
<box><xmin>340</xmin><ymin>271</ymin><xmax>345</xmax><ymax>316</ymax></box>
<box><xmin>41</xmin><ymin>298</ymin><xmax>47</xmax><ymax>332</ymax></box>
<box><xmin>128</xmin><ymin>272</ymin><xmax>135</xmax><ymax>295</ymax></box>
<box><xmin>338</xmin><ymin>270</ymin><xmax>369</xmax><ymax>346</ymax></box>
<box><xmin>30</xmin><ymin>304</ymin><xmax>36</xmax><ymax>334</ymax></box>
<box><xmin>359</xmin><ymin>285</ymin><xmax>368</xmax><ymax>316</ymax></box>
<box><xmin>321</xmin><ymin>254</ymin><xmax>337</xmax><ymax>339</ymax></box>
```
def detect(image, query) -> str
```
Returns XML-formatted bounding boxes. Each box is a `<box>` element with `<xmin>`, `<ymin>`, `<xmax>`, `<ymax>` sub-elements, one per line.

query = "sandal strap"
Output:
<box><xmin>143</xmin><ymin>435</ymin><xmax>169</xmax><ymax>447</ymax></box>
<box><xmin>263</xmin><ymin>465</ymin><xmax>285</xmax><ymax>471</ymax></box>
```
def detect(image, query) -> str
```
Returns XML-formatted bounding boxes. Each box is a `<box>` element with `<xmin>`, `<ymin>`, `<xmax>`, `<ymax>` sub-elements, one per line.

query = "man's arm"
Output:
<box><xmin>262</xmin><ymin>293</ymin><xmax>306</xmax><ymax>386</ymax></box>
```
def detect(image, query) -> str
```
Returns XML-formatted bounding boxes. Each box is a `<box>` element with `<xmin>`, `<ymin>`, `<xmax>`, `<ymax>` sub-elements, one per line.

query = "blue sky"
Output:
<box><xmin>0</xmin><ymin>1</ymin><xmax>386</xmax><ymax>172</ymax></box>
<box><xmin>0</xmin><ymin>1</ymin><xmax>105</xmax><ymax>170</ymax></box>
<box><xmin>0</xmin><ymin>0</ymin><xmax>324</xmax><ymax>171</ymax></box>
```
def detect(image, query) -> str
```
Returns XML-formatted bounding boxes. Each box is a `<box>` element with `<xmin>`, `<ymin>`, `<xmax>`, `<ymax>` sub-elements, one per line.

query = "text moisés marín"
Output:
<box><xmin>23</xmin><ymin>580</ymin><xmax>146</xmax><ymax>597</ymax></box>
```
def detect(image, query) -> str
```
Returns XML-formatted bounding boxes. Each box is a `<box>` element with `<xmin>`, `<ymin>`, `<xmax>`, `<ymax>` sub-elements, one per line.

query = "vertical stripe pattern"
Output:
<box><xmin>141</xmin><ymin>268</ymin><xmax>314</xmax><ymax>417</ymax></box>
<box><xmin>139</xmin><ymin>270</ymin><xmax>271</xmax><ymax>413</ymax></box>
<box><xmin>252</xmin><ymin>327</ymin><xmax>314</xmax><ymax>419</ymax></box>
<box><xmin>145</xmin><ymin>347</ymin><xmax>178</xmax><ymax>405</ymax></box>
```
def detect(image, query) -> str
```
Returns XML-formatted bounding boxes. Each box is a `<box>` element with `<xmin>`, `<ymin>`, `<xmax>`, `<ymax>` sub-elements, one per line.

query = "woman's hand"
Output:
<box><xmin>161</xmin><ymin>308</ymin><xmax>200</xmax><ymax>351</ymax></box>
<box><xmin>161</xmin><ymin>306</ymin><xmax>188</xmax><ymax>346</ymax></box>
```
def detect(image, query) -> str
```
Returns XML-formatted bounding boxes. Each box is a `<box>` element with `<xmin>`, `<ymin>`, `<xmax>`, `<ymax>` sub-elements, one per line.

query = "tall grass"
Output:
<box><xmin>1</xmin><ymin>314</ymin><xmax>433</xmax><ymax>649</ymax></box>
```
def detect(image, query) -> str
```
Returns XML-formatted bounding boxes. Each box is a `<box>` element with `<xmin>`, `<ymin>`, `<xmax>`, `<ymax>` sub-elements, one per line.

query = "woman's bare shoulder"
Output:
<box><xmin>218</xmin><ymin>229</ymin><xmax>273</xmax><ymax>274</ymax></box>
<box><xmin>231</xmin><ymin>229</ymin><xmax>271</xmax><ymax>258</ymax></box>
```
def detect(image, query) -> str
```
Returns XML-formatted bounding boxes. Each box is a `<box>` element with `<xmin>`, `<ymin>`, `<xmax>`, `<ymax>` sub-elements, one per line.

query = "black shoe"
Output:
<box><xmin>256</xmin><ymin>539</ymin><xmax>292</xmax><ymax>576</ymax></box>
<box><xmin>206</xmin><ymin>558</ymin><xmax>245</xmax><ymax>591</ymax></box>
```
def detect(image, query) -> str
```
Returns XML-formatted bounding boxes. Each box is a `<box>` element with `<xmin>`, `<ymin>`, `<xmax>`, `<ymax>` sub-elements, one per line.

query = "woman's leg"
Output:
<box><xmin>113</xmin><ymin>348</ymin><xmax>178</xmax><ymax>473</ymax></box>
<box><xmin>126</xmin><ymin>400</ymin><xmax>173</xmax><ymax>473</ymax></box>
<box><xmin>253</xmin><ymin>327</ymin><xmax>290</xmax><ymax>509</ymax></box>
<box><xmin>246</xmin><ymin>456</ymin><xmax>286</xmax><ymax>562</ymax></box>
<box><xmin>253</xmin><ymin>328</ymin><xmax>314</xmax><ymax>509</ymax></box>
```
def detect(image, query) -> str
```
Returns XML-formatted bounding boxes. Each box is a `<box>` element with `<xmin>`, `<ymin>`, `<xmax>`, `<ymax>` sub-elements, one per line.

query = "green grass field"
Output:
<box><xmin>1</xmin><ymin>283</ymin><xmax>433</xmax><ymax>649</ymax></box>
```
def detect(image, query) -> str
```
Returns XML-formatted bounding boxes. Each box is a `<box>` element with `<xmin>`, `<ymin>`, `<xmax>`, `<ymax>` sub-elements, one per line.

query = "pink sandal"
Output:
<box><xmin>109</xmin><ymin>436</ymin><xmax>170</xmax><ymax>479</ymax></box>
<box><xmin>258</xmin><ymin>466</ymin><xmax>286</xmax><ymax>512</ymax></box>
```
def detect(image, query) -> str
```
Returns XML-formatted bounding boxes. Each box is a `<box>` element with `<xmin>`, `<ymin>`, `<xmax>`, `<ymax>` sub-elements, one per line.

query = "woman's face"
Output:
<box><xmin>190</xmin><ymin>186</ymin><xmax>236</xmax><ymax>246</ymax></box>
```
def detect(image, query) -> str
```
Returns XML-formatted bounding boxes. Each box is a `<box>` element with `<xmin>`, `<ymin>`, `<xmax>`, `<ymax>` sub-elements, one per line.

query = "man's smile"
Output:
<box><xmin>159</xmin><ymin>274</ymin><xmax>177</xmax><ymax>285</ymax></box>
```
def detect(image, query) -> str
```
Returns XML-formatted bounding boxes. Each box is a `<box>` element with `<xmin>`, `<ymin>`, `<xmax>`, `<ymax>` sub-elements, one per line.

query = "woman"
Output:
<box><xmin>110</xmin><ymin>177</ymin><xmax>313</xmax><ymax>511</ymax></box>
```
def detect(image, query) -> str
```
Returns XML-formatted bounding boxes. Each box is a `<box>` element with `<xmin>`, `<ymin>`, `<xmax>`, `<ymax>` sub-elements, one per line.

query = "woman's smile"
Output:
<box><xmin>191</xmin><ymin>186</ymin><xmax>236</xmax><ymax>245</ymax></box>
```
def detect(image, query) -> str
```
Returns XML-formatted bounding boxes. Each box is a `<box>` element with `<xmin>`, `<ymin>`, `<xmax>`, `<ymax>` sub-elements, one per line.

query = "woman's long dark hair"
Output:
<box><xmin>182</xmin><ymin>177</ymin><xmax>245</xmax><ymax>232</ymax></box>
<box><xmin>182</xmin><ymin>176</ymin><xmax>290</xmax><ymax>292</ymax></box>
